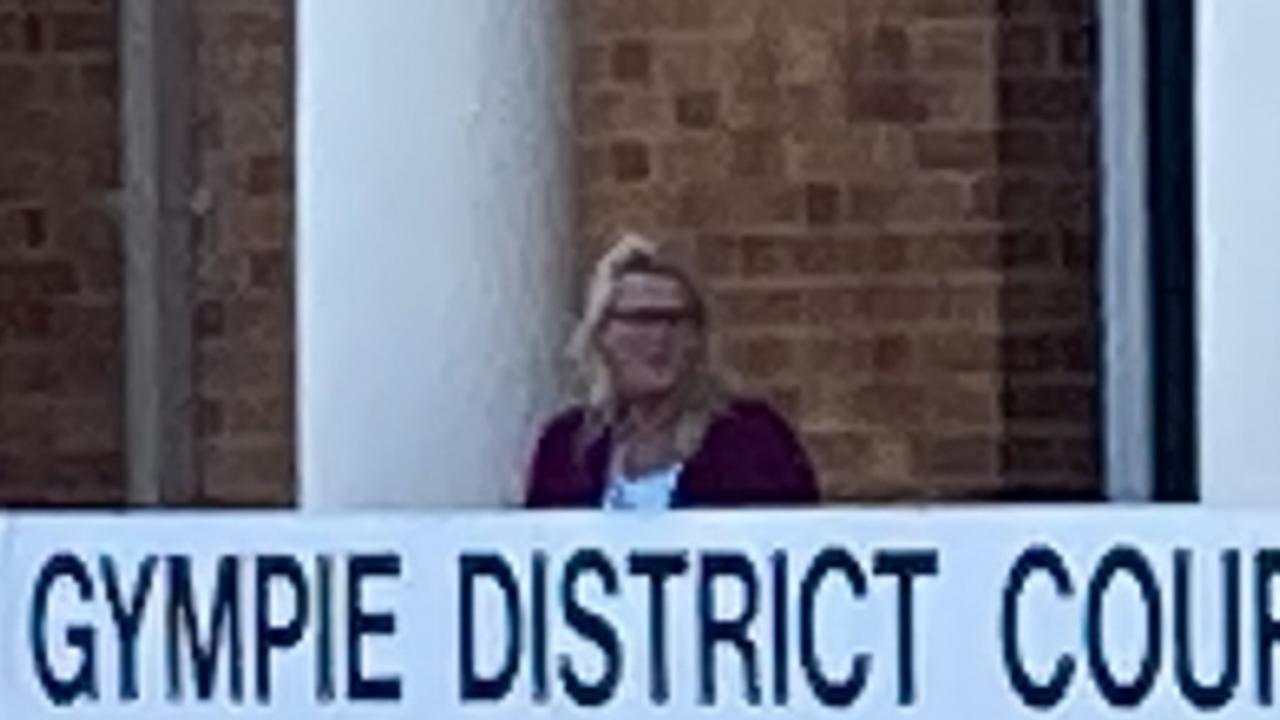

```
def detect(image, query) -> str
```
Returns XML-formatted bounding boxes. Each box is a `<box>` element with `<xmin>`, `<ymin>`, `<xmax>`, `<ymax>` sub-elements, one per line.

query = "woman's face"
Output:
<box><xmin>598</xmin><ymin>271</ymin><xmax>701</xmax><ymax>402</ymax></box>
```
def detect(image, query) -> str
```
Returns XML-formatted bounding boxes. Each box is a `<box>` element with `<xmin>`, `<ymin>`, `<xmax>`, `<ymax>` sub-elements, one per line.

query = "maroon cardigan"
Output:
<box><xmin>524</xmin><ymin>399</ymin><xmax>818</xmax><ymax>508</ymax></box>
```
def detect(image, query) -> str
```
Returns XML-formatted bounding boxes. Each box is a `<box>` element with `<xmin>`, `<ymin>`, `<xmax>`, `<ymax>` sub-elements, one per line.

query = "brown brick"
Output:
<box><xmin>807</xmin><ymin>431</ymin><xmax>872</xmax><ymax>470</ymax></box>
<box><xmin>222</xmin><ymin>10</ymin><xmax>289</xmax><ymax>46</ymax></box>
<box><xmin>22</xmin><ymin>13</ymin><xmax>45</xmax><ymax>54</ymax></box>
<box><xmin>792</xmin><ymin>237</ymin><xmax>867</xmax><ymax>276</ymax></box>
<box><xmin>848</xmin><ymin>383</ymin><xmax>926</xmax><ymax>426</ymax></box>
<box><xmin>1059</xmin><ymin>330</ymin><xmax>1094</xmax><ymax>372</ymax></box>
<box><xmin>656</xmin><ymin>41</ymin><xmax>718</xmax><ymax>89</ymax></box>
<box><xmin>199</xmin><ymin>443</ymin><xmax>293</xmax><ymax>506</ymax></box>
<box><xmin>922</xmin><ymin>74</ymin><xmax>995</xmax><ymax>124</ymax></box>
<box><xmin>575</xmin><ymin>43</ymin><xmax>610</xmax><ymax>86</ymax></box>
<box><xmin>789</xmin><ymin>132</ymin><xmax>878</xmax><ymax>178</ymax></box>
<box><xmin>889</xmin><ymin>179</ymin><xmax>969</xmax><ymax>223</ymax></box>
<box><xmin>78</xmin><ymin>60</ymin><xmax>116</xmax><ymax>98</ymax></box>
<box><xmin>864</xmin><ymin>24</ymin><xmax>911</xmax><ymax>72</ymax></box>
<box><xmin>803</xmin><ymin>286</ymin><xmax>867</xmax><ymax>325</ymax></box>
<box><xmin>611</xmin><ymin>39</ymin><xmax>651</xmax><ymax>83</ymax></box>
<box><xmin>730</xmin><ymin>130</ymin><xmax>783</xmax><ymax>177</ymax></box>
<box><xmin>999</xmin><ymin>432</ymin><xmax>1058</xmax><ymax>474</ymax></box>
<box><xmin>52</xmin><ymin>12</ymin><xmax>114</xmax><ymax>53</ymax></box>
<box><xmin>1000</xmin><ymin>77</ymin><xmax>1092</xmax><ymax>121</ymax></box>
<box><xmin>247</xmin><ymin>249</ymin><xmax>288</xmax><ymax>290</ymax></box>
<box><xmin>222</xmin><ymin>394</ymin><xmax>290</xmax><ymax>436</ymax></box>
<box><xmin>725</xmin><ymin>181</ymin><xmax>802</xmax><ymax>225</ymax></box>
<box><xmin>0</xmin><ymin>302</ymin><xmax>53</xmax><ymax>342</ymax></box>
<box><xmin>913</xmin><ymin>0</ymin><xmax>998</xmax><ymax>18</ymax></box>
<box><xmin>650</xmin><ymin>0</ymin><xmax>713</xmax><ymax>31</ymax></box>
<box><xmin>870</xmin><ymin>235</ymin><xmax>911</xmax><ymax>273</ymax></box>
<box><xmin>865</xmin><ymin>283</ymin><xmax>936</xmax><ymax>322</ymax></box>
<box><xmin>914</xmin><ymin>129</ymin><xmax>996</xmax><ymax>170</ymax></box>
<box><xmin>846</xmin><ymin>79</ymin><xmax>927</xmax><ymax>123</ymax></box>
<box><xmin>245</xmin><ymin>154</ymin><xmax>290</xmax><ymax>196</ymax></box>
<box><xmin>675</xmin><ymin>91</ymin><xmax>718</xmax><ymax>129</ymax></box>
<box><xmin>996</xmin><ymin>128</ymin><xmax>1055</xmax><ymax>167</ymax></box>
<box><xmin>805</xmin><ymin>182</ymin><xmax>840</xmax><ymax>226</ymax></box>
<box><xmin>717</xmin><ymin>288</ymin><xmax>804</xmax><ymax>327</ymax></box>
<box><xmin>47</xmin><ymin>303</ymin><xmax>119</xmax><ymax>344</ymax></box>
<box><xmin>1003</xmin><ymin>282</ymin><xmax>1092</xmax><ymax>326</ymax></box>
<box><xmin>758</xmin><ymin>383</ymin><xmax>803</xmax><ymax>422</ymax></box>
<box><xmin>723</xmin><ymin>335</ymin><xmax>796</xmax><ymax>379</ymax></box>
<box><xmin>998</xmin><ymin>230</ymin><xmax>1058</xmax><ymax>272</ymax></box>
<box><xmin>930</xmin><ymin>381</ymin><xmax>999</xmax><ymax>425</ymax></box>
<box><xmin>1003</xmin><ymin>383</ymin><xmax>1094</xmax><ymax>423</ymax></box>
<box><xmin>845</xmin><ymin>182</ymin><xmax>894</xmax><ymax>224</ymax></box>
<box><xmin>739</xmin><ymin>234</ymin><xmax>789</xmax><ymax>277</ymax></box>
<box><xmin>915</xmin><ymin>21</ymin><xmax>992</xmax><ymax>71</ymax></box>
<box><xmin>920</xmin><ymin>332</ymin><xmax>998</xmax><ymax>371</ymax></box>
<box><xmin>695</xmin><ymin>234</ymin><xmax>739</xmax><ymax>277</ymax></box>
<box><xmin>611</xmin><ymin>140</ymin><xmax>651</xmax><ymax>183</ymax></box>
<box><xmin>996</xmin><ymin>24</ymin><xmax>1049</xmax><ymax>70</ymax></box>
<box><xmin>1056</xmin><ymin>129</ymin><xmax>1096</xmax><ymax>170</ymax></box>
<box><xmin>872</xmin><ymin>334</ymin><xmax>914</xmax><ymax>372</ymax></box>
<box><xmin>919</xmin><ymin>434</ymin><xmax>997</xmax><ymax>477</ymax></box>
<box><xmin>914</xmin><ymin>233</ymin><xmax>1000</xmax><ymax>271</ymax></box>
<box><xmin>1059</xmin><ymin>23</ymin><xmax>1096</xmax><ymax>68</ymax></box>
<box><xmin>0</xmin><ymin>62</ymin><xmax>35</xmax><ymax>101</ymax></box>
<box><xmin>0</xmin><ymin>260</ymin><xmax>78</xmax><ymax>298</ymax></box>
<box><xmin>807</xmin><ymin>335</ymin><xmax>873</xmax><ymax>375</ymax></box>
<box><xmin>0</xmin><ymin>13</ymin><xmax>17</xmax><ymax>53</ymax></box>
<box><xmin>19</xmin><ymin>207</ymin><xmax>48</xmax><ymax>249</ymax></box>
<box><xmin>1061</xmin><ymin>229</ymin><xmax>1094</xmax><ymax>270</ymax></box>
<box><xmin>200</xmin><ymin>347</ymin><xmax>289</xmax><ymax>394</ymax></box>
<box><xmin>937</xmin><ymin>284</ymin><xmax>1000</xmax><ymax>326</ymax></box>
<box><xmin>1001</xmin><ymin>332</ymin><xmax>1060</xmax><ymax>372</ymax></box>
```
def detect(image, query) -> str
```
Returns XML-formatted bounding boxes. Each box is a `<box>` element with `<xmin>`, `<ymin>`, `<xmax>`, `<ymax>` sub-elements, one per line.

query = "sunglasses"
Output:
<box><xmin>606</xmin><ymin>306</ymin><xmax>700</xmax><ymax>326</ymax></box>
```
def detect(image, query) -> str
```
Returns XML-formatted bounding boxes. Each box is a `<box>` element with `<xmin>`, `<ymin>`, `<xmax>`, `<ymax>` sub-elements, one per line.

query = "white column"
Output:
<box><xmin>1196</xmin><ymin>0</ymin><xmax>1280</xmax><ymax>505</ymax></box>
<box><xmin>296</xmin><ymin>1</ymin><xmax>573</xmax><ymax>508</ymax></box>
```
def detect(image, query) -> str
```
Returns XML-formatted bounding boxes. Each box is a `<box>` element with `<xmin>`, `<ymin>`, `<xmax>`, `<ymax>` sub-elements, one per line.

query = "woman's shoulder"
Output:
<box><xmin>709</xmin><ymin>396</ymin><xmax>801</xmax><ymax>441</ymax></box>
<box><xmin>536</xmin><ymin>403</ymin><xmax>592</xmax><ymax>442</ymax></box>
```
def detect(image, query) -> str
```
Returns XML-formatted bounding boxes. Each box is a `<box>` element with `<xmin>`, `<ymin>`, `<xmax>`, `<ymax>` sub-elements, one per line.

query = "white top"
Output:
<box><xmin>601</xmin><ymin>454</ymin><xmax>683</xmax><ymax>511</ymax></box>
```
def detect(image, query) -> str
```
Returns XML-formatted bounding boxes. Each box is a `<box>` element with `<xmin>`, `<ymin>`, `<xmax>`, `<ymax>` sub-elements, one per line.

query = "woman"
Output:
<box><xmin>525</xmin><ymin>234</ymin><xmax>818</xmax><ymax>509</ymax></box>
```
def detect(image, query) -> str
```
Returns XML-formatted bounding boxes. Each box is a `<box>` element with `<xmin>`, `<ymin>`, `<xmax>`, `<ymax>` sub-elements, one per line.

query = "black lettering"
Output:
<box><xmin>1086</xmin><ymin>546</ymin><xmax>1161</xmax><ymax>708</ymax></box>
<box><xmin>1002</xmin><ymin>545</ymin><xmax>1075</xmax><ymax>709</ymax></box>
<box><xmin>559</xmin><ymin>549</ymin><xmax>622</xmax><ymax>707</ymax></box>
<box><xmin>347</xmin><ymin>554</ymin><xmax>401</xmax><ymax>701</ymax></box>
<box><xmin>771</xmin><ymin>551</ymin><xmax>789</xmax><ymax>706</ymax></box>
<box><xmin>1256</xmin><ymin>549</ymin><xmax>1280</xmax><ymax>705</ymax></box>
<box><xmin>166</xmin><ymin>556</ymin><xmax>242</xmax><ymax>702</ymax></box>
<box><xmin>699</xmin><ymin>551</ymin><xmax>761</xmax><ymax>706</ymax></box>
<box><xmin>532</xmin><ymin>551</ymin><xmax>548</xmax><ymax>702</ymax></box>
<box><xmin>874</xmin><ymin>549</ymin><xmax>939</xmax><ymax>706</ymax></box>
<box><xmin>316</xmin><ymin>555</ymin><xmax>335</xmax><ymax>703</ymax></box>
<box><xmin>799</xmin><ymin>548</ymin><xmax>868</xmax><ymax>707</ymax></box>
<box><xmin>1174</xmin><ymin>549</ymin><xmax>1240</xmax><ymax>709</ymax></box>
<box><xmin>627</xmin><ymin>551</ymin><xmax>688</xmax><ymax>704</ymax></box>
<box><xmin>30</xmin><ymin>553</ymin><xmax>98</xmax><ymax>706</ymax></box>
<box><xmin>255</xmin><ymin>555</ymin><xmax>309</xmax><ymax>703</ymax></box>
<box><xmin>101</xmin><ymin>555</ymin><xmax>157</xmax><ymax>702</ymax></box>
<box><xmin>459</xmin><ymin>553</ymin><xmax>521</xmax><ymax>702</ymax></box>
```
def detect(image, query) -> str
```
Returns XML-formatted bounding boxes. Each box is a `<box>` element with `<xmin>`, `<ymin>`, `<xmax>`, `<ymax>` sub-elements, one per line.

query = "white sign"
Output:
<box><xmin>2</xmin><ymin>510</ymin><xmax>1279</xmax><ymax>717</ymax></box>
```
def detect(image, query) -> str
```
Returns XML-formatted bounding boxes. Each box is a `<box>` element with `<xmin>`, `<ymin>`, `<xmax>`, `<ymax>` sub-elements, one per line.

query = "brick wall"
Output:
<box><xmin>0</xmin><ymin>0</ymin><xmax>123</xmax><ymax>506</ymax></box>
<box><xmin>190</xmin><ymin>0</ymin><xmax>295</xmax><ymax>506</ymax></box>
<box><xmin>571</xmin><ymin>0</ymin><xmax>1100</xmax><ymax>500</ymax></box>
<box><xmin>0</xmin><ymin>0</ymin><xmax>296</xmax><ymax>508</ymax></box>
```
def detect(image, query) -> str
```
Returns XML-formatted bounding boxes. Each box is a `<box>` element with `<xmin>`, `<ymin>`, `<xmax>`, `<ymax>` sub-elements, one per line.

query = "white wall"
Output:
<box><xmin>297</xmin><ymin>0</ymin><xmax>573</xmax><ymax>508</ymax></box>
<box><xmin>1196</xmin><ymin>0</ymin><xmax>1280</xmax><ymax>505</ymax></box>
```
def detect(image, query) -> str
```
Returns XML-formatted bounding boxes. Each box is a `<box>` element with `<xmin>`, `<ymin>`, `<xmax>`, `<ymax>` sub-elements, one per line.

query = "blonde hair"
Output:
<box><xmin>566</xmin><ymin>233</ymin><xmax>732</xmax><ymax>458</ymax></box>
